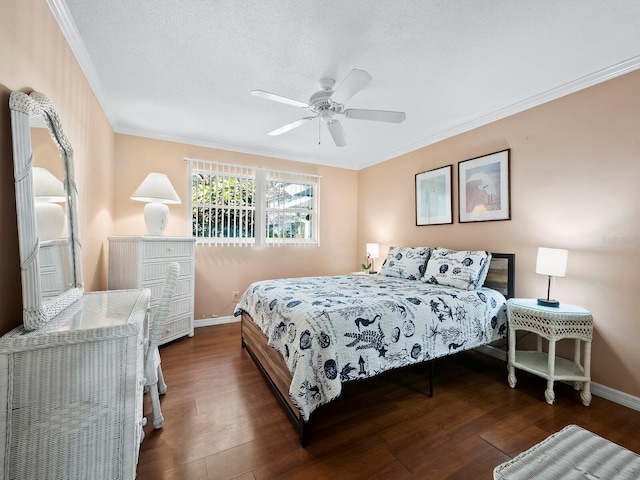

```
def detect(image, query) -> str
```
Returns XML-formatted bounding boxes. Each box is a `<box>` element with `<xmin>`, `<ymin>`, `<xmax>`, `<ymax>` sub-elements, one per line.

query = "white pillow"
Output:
<box><xmin>421</xmin><ymin>248</ymin><xmax>491</xmax><ymax>290</ymax></box>
<box><xmin>475</xmin><ymin>251</ymin><xmax>492</xmax><ymax>288</ymax></box>
<box><xmin>379</xmin><ymin>246</ymin><xmax>431</xmax><ymax>281</ymax></box>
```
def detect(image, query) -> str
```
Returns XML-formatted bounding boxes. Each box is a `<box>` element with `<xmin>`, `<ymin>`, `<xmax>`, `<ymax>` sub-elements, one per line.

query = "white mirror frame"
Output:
<box><xmin>10</xmin><ymin>91</ymin><xmax>84</xmax><ymax>330</ymax></box>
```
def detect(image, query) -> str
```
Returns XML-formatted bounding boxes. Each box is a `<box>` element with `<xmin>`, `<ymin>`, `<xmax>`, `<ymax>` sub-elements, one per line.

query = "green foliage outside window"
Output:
<box><xmin>191</xmin><ymin>169</ymin><xmax>316</xmax><ymax>244</ymax></box>
<box><xmin>191</xmin><ymin>173</ymin><xmax>255</xmax><ymax>238</ymax></box>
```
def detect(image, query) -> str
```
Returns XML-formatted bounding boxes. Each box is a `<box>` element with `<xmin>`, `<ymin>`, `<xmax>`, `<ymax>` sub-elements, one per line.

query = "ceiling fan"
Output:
<box><xmin>251</xmin><ymin>69</ymin><xmax>406</xmax><ymax>147</ymax></box>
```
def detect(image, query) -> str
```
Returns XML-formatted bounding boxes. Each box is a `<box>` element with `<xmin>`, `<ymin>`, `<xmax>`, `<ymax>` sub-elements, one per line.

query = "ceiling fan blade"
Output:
<box><xmin>267</xmin><ymin>116</ymin><xmax>316</xmax><ymax>136</ymax></box>
<box><xmin>251</xmin><ymin>90</ymin><xmax>309</xmax><ymax>109</ymax></box>
<box><xmin>329</xmin><ymin>69</ymin><xmax>372</xmax><ymax>105</ymax></box>
<box><xmin>343</xmin><ymin>108</ymin><xmax>406</xmax><ymax>123</ymax></box>
<box><xmin>326</xmin><ymin>119</ymin><xmax>348</xmax><ymax>147</ymax></box>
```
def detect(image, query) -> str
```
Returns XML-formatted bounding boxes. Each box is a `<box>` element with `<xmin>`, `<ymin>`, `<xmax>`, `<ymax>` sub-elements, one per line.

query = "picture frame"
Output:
<box><xmin>458</xmin><ymin>149</ymin><xmax>510</xmax><ymax>223</ymax></box>
<box><xmin>415</xmin><ymin>164</ymin><xmax>453</xmax><ymax>226</ymax></box>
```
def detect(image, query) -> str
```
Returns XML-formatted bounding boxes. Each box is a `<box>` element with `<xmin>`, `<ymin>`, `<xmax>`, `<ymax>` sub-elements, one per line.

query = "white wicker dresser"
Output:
<box><xmin>38</xmin><ymin>239</ymin><xmax>73</xmax><ymax>302</ymax></box>
<box><xmin>0</xmin><ymin>289</ymin><xmax>150</xmax><ymax>480</ymax></box>
<box><xmin>108</xmin><ymin>236</ymin><xmax>195</xmax><ymax>345</ymax></box>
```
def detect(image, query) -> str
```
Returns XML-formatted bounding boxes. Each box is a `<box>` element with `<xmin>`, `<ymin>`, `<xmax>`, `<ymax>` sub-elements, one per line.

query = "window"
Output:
<box><xmin>191</xmin><ymin>164</ymin><xmax>255</xmax><ymax>243</ymax></box>
<box><xmin>187</xmin><ymin>158</ymin><xmax>320</xmax><ymax>247</ymax></box>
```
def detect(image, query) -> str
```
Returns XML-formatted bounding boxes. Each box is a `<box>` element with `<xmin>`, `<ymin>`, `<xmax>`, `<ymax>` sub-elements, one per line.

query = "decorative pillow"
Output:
<box><xmin>475</xmin><ymin>251</ymin><xmax>492</xmax><ymax>288</ymax></box>
<box><xmin>379</xmin><ymin>246</ymin><xmax>431</xmax><ymax>281</ymax></box>
<box><xmin>421</xmin><ymin>248</ymin><xmax>491</xmax><ymax>290</ymax></box>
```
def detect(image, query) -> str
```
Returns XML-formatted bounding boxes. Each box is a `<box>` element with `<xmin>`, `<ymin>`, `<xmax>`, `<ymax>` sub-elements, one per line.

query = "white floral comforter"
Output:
<box><xmin>235</xmin><ymin>274</ymin><xmax>507</xmax><ymax>421</ymax></box>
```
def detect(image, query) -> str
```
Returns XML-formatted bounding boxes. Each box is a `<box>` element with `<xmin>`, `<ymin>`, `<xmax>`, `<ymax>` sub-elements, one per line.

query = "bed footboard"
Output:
<box><xmin>241</xmin><ymin>313</ymin><xmax>307</xmax><ymax>446</ymax></box>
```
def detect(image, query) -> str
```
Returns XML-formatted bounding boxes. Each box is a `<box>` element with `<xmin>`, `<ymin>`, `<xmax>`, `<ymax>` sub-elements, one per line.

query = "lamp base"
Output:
<box><xmin>537</xmin><ymin>298</ymin><xmax>560</xmax><ymax>307</ymax></box>
<box><xmin>144</xmin><ymin>202</ymin><xmax>169</xmax><ymax>236</ymax></box>
<box><xmin>35</xmin><ymin>202</ymin><xmax>66</xmax><ymax>240</ymax></box>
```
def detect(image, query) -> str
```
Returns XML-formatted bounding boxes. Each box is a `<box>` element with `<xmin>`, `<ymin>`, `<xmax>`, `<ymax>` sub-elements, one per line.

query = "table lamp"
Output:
<box><xmin>131</xmin><ymin>173</ymin><xmax>181</xmax><ymax>235</ymax></box>
<box><xmin>366</xmin><ymin>243</ymin><xmax>380</xmax><ymax>273</ymax></box>
<box><xmin>535</xmin><ymin>247</ymin><xmax>568</xmax><ymax>307</ymax></box>
<box><xmin>33</xmin><ymin>167</ymin><xmax>67</xmax><ymax>240</ymax></box>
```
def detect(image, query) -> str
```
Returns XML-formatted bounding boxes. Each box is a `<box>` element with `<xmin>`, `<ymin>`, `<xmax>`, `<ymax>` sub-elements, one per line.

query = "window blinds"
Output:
<box><xmin>186</xmin><ymin>157</ymin><xmax>320</xmax><ymax>247</ymax></box>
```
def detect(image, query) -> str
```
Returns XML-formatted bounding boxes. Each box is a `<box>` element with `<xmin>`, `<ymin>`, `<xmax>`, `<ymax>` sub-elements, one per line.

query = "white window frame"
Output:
<box><xmin>186</xmin><ymin>158</ymin><xmax>320</xmax><ymax>247</ymax></box>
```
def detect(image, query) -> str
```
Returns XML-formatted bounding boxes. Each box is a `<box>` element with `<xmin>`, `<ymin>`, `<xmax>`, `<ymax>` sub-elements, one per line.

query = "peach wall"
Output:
<box><xmin>0</xmin><ymin>0</ymin><xmax>116</xmax><ymax>334</ymax></box>
<box><xmin>357</xmin><ymin>70</ymin><xmax>640</xmax><ymax>398</ymax></box>
<box><xmin>113</xmin><ymin>134</ymin><xmax>358</xmax><ymax>318</ymax></box>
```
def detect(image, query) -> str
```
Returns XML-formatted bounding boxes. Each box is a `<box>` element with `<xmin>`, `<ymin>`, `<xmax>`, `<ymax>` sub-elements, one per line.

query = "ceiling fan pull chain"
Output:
<box><xmin>318</xmin><ymin>116</ymin><xmax>321</xmax><ymax>145</ymax></box>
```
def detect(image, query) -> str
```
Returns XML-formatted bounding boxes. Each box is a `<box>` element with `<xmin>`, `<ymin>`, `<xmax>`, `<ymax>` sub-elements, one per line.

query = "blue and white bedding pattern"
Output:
<box><xmin>235</xmin><ymin>274</ymin><xmax>507</xmax><ymax>422</ymax></box>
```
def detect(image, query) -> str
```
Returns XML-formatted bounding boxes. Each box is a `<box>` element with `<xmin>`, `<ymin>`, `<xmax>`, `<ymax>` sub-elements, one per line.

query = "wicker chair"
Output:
<box><xmin>145</xmin><ymin>262</ymin><xmax>180</xmax><ymax>429</ymax></box>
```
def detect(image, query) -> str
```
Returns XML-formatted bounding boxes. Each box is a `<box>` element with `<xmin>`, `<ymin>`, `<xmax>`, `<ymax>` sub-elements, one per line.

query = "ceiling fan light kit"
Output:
<box><xmin>251</xmin><ymin>68</ymin><xmax>406</xmax><ymax>147</ymax></box>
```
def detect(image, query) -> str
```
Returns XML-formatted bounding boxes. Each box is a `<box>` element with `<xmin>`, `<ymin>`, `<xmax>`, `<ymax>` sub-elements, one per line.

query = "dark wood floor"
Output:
<box><xmin>137</xmin><ymin>323</ymin><xmax>640</xmax><ymax>479</ymax></box>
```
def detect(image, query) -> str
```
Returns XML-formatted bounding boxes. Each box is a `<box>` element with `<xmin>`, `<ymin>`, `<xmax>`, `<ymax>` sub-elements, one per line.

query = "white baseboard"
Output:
<box><xmin>476</xmin><ymin>345</ymin><xmax>640</xmax><ymax>412</ymax></box>
<box><xmin>194</xmin><ymin>315</ymin><xmax>239</xmax><ymax>328</ymax></box>
<box><xmin>591</xmin><ymin>382</ymin><xmax>640</xmax><ymax>412</ymax></box>
<box><xmin>477</xmin><ymin>345</ymin><xmax>506</xmax><ymax>361</ymax></box>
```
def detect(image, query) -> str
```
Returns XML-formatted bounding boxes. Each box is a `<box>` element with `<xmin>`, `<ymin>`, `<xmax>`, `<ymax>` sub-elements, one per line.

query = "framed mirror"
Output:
<box><xmin>9</xmin><ymin>91</ymin><xmax>83</xmax><ymax>330</ymax></box>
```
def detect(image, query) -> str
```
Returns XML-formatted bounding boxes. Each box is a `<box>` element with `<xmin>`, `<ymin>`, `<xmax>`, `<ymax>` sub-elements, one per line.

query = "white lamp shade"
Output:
<box><xmin>536</xmin><ymin>247</ymin><xmax>568</xmax><ymax>277</ymax></box>
<box><xmin>130</xmin><ymin>173</ymin><xmax>181</xmax><ymax>204</ymax></box>
<box><xmin>366</xmin><ymin>243</ymin><xmax>380</xmax><ymax>259</ymax></box>
<box><xmin>33</xmin><ymin>167</ymin><xmax>66</xmax><ymax>202</ymax></box>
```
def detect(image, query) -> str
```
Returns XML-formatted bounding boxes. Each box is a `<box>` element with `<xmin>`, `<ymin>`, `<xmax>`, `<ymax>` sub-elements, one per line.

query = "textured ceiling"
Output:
<box><xmin>51</xmin><ymin>0</ymin><xmax>640</xmax><ymax>170</ymax></box>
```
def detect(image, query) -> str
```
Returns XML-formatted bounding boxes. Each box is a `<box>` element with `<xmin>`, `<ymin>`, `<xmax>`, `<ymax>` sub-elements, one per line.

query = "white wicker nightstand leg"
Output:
<box><xmin>545</xmin><ymin>339</ymin><xmax>556</xmax><ymax>405</ymax></box>
<box><xmin>572</xmin><ymin>339</ymin><xmax>582</xmax><ymax>391</ymax></box>
<box><xmin>545</xmin><ymin>387</ymin><xmax>555</xmax><ymax>404</ymax></box>
<box><xmin>507</xmin><ymin>323</ymin><xmax>517</xmax><ymax>388</ymax></box>
<box><xmin>581</xmin><ymin>340</ymin><xmax>592</xmax><ymax>406</ymax></box>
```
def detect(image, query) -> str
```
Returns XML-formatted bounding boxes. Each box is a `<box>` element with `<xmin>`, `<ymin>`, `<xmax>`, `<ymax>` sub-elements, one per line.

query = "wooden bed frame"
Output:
<box><xmin>241</xmin><ymin>253</ymin><xmax>515</xmax><ymax>446</ymax></box>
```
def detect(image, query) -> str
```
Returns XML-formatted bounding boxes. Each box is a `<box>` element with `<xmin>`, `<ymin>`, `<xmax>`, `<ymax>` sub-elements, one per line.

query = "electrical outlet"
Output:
<box><xmin>232</xmin><ymin>291</ymin><xmax>240</xmax><ymax>302</ymax></box>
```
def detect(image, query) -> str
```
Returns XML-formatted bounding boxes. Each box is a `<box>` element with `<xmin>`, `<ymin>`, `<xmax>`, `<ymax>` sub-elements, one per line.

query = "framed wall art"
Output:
<box><xmin>458</xmin><ymin>149</ymin><xmax>510</xmax><ymax>223</ymax></box>
<box><xmin>415</xmin><ymin>164</ymin><xmax>453</xmax><ymax>226</ymax></box>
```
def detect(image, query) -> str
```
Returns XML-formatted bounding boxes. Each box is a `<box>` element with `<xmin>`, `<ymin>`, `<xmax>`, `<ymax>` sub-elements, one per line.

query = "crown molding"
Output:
<box><xmin>47</xmin><ymin>0</ymin><xmax>117</xmax><ymax>128</ymax></box>
<box><xmin>356</xmin><ymin>55</ymin><xmax>640</xmax><ymax>170</ymax></box>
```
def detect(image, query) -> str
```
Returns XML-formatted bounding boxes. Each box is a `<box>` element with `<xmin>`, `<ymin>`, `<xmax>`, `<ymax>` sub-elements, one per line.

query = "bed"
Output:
<box><xmin>236</xmin><ymin>248</ymin><xmax>515</xmax><ymax>445</ymax></box>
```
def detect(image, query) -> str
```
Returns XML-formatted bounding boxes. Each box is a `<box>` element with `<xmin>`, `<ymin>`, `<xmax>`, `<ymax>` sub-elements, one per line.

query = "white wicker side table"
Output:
<box><xmin>507</xmin><ymin>298</ymin><xmax>593</xmax><ymax>406</ymax></box>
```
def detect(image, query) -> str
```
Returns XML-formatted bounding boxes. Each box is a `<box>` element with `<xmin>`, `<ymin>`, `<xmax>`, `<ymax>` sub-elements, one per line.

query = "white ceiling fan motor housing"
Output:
<box><xmin>309</xmin><ymin>77</ymin><xmax>344</xmax><ymax>116</ymax></box>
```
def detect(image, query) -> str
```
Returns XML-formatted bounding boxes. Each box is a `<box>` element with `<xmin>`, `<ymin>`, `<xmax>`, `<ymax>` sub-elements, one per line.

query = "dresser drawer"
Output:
<box><xmin>149</xmin><ymin>295</ymin><xmax>192</xmax><ymax>324</ymax></box>
<box><xmin>39</xmin><ymin>241</ymin><xmax>72</xmax><ymax>300</ymax></box>
<box><xmin>142</xmin><ymin>240</ymin><xmax>193</xmax><ymax>259</ymax></box>
<box><xmin>145</xmin><ymin>277</ymin><xmax>193</xmax><ymax>303</ymax></box>
<box><xmin>162</xmin><ymin>316</ymin><xmax>193</xmax><ymax>343</ymax></box>
<box><xmin>141</xmin><ymin>259</ymin><xmax>194</xmax><ymax>284</ymax></box>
